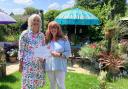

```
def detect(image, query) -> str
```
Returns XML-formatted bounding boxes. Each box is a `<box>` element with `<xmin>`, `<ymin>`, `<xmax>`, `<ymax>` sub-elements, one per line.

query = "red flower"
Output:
<box><xmin>90</xmin><ymin>43</ymin><xmax>97</xmax><ymax>48</ymax></box>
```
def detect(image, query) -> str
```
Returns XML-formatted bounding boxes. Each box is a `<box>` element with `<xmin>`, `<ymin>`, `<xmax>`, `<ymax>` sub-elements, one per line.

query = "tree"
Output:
<box><xmin>44</xmin><ymin>10</ymin><xmax>60</xmax><ymax>31</ymax></box>
<box><xmin>103</xmin><ymin>0</ymin><xmax>126</xmax><ymax>19</ymax></box>
<box><xmin>24</xmin><ymin>7</ymin><xmax>38</xmax><ymax>15</ymax></box>
<box><xmin>76</xmin><ymin>0</ymin><xmax>126</xmax><ymax>19</ymax></box>
<box><xmin>75</xmin><ymin>0</ymin><xmax>102</xmax><ymax>9</ymax></box>
<box><xmin>10</xmin><ymin>12</ymin><xmax>14</xmax><ymax>16</ymax></box>
<box><xmin>44</xmin><ymin>10</ymin><xmax>60</xmax><ymax>22</ymax></box>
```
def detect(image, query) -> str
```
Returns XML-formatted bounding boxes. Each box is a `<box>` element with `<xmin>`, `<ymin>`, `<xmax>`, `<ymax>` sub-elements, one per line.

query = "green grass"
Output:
<box><xmin>107</xmin><ymin>78</ymin><xmax>128</xmax><ymax>89</ymax></box>
<box><xmin>0</xmin><ymin>72</ymin><xmax>100</xmax><ymax>89</ymax></box>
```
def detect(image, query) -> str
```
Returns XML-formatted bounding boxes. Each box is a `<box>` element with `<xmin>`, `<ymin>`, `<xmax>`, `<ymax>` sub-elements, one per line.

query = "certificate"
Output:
<box><xmin>34</xmin><ymin>46</ymin><xmax>51</xmax><ymax>59</ymax></box>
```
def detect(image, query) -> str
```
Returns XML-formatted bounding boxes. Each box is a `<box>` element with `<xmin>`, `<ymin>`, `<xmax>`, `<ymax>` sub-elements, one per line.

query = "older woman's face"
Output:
<box><xmin>31</xmin><ymin>16</ymin><xmax>40</xmax><ymax>32</ymax></box>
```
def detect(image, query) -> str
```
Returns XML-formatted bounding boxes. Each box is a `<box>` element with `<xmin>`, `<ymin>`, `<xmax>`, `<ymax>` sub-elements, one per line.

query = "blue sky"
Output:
<box><xmin>0</xmin><ymin>0</ymin><xmax>75</xmax><ymax>14</ymax></box>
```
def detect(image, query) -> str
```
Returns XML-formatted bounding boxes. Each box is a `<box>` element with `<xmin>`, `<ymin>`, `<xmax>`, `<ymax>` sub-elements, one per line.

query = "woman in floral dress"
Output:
<box><xmin>19</xmin><ymin>14</ymin><xmax>45</xmax><ymax>89</ymax></box>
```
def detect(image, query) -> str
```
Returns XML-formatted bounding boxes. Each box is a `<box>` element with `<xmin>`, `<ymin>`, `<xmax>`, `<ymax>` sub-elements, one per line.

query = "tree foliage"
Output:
<box><xmin>44</xmin><ymin>10</ymin><xmax>60</xmax><ymax>30</ymax></box>
<box><xmin>75</xmin><ymin>0</ymin><xmax>102</xmax><ymax>9</ymax></box>
<box><xmin>24</xmin><ymin>7</ymin><xmax>38</xmax><ymax>15</ymax></box>
<box><xmin>10</xmin><ymin>12</ymin><xmax>14</xmax><ymax>16</ymax></box>
<box><xmin>44</xmin><ymin>10</ymin><xmax>60</xmax><ymax>22</ymax></box>
<box><xmin>76</xmin><ymin>0</ymin><xmax>126</xmax><ymax>20</ymax></box>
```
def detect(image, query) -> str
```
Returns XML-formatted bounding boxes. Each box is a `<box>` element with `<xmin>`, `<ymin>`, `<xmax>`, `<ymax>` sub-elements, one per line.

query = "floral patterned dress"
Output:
<box><xmin>19</xmin><ymin>29</ymin><xmax>45</xmax><ymax>89</ymax></box>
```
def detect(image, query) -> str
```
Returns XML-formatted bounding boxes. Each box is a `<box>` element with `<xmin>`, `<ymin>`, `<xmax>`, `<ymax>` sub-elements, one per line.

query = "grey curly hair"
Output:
<box><xmin>27</xmin><ymin>14</ymin><xmax>42</xmax><ymax>31</ymax></box>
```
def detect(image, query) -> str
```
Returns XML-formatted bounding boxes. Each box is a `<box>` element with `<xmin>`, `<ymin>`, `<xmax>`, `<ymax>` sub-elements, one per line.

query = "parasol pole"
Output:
<box><xmin>75</xmin><ymin>25</ymin><xmax>77</xmax><ymax>45</ymax></box>
<box><xmin>75</xmin><ymin>25</ymin><xmax>76</xmax><ymax>34</ymax></box>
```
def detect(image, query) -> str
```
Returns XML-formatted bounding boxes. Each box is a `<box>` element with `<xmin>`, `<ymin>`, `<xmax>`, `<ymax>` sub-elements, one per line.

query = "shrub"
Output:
<box><xmin>79</xmin><ymin>41</ymin><xmax>107</xmax><ymax>60</ymax></box>
<box><xmin>4</xmin><ymin>34</ymin><xmax>19</xmax><ymax>42</ymax></box>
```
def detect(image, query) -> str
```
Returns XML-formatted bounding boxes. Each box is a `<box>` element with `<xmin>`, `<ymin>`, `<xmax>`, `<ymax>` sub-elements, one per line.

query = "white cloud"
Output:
<box><xmin>62</xmin><ymin>0</ymin><xmax>75</xmax><ymax>9</ymax></box>
<box><xmin>13</xmin><ymin>0</ymin><xmax>33</xmax><ymax>5</ymax></box>
<box><xmin>48</xmin><ymin>0</ymin><xmax>75</xmax><ymax>10</ymax></box>
<box><xmin>48</xmin><ymin>2</ymin><xmax>60</xmax><ymax>10</ymax></box>
<box><xmin>4</xmin><ymin>8</ymin><xmax>25</xmax><ymax>14</ymax></box>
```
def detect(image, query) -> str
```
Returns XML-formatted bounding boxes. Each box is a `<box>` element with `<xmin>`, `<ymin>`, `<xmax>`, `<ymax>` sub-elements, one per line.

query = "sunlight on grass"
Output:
<box><xmin>0</xmin><ymin>72</ymin><xmax>100</xmax><ymax>89</ymax></box>
<box><xmin>107</xmin><ymin>78</ymin><xmax>128</xmax><ymax>89</ymax></box>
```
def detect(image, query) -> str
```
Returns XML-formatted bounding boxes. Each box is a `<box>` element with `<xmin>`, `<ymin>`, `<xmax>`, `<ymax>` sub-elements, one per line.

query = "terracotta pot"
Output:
<box><xmin>9</xmin><ymin>56</ymin><xmax>17</xmax><ymax>63</ymax></box>
<box><xmin>105</xmin><ymin>29</ymin><xmax>114</xmax><ymax>39</ymax></box>
<box><xmin>105</xmin><ymin>31</ymin><xmax>110</xmax><ymax>39</ymax></box>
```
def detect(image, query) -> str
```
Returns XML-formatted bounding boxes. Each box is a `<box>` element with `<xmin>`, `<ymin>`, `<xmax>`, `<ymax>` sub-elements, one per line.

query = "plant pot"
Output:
<box><xmin>9</xmin><ymin>56</ymin><xmax>17</xmax><ymax>63</ymax></box>
<box><xmin>105</xmin><ymin>31</ymin><xmax>112</xmax><ymax>39</ymax></box>
<box><xmin>105</xmin><ymin>28</ymin><xmax>115</xmax><ymax>39</ymax></box>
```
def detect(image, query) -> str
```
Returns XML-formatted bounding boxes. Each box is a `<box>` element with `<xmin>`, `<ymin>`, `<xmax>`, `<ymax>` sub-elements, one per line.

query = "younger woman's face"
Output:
<box><xmin>50</xmin><ymin>26</ymin><xmax>58</xmax><ymax>36</ymax></box>
<box><xmin>31</xmin><ymin>16</ymin><xmax>40</xmax><ymax>32</ymax></box>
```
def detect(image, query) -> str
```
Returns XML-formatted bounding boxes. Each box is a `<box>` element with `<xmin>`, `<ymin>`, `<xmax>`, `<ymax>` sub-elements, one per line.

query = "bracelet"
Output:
<box><xmin>60</xmin><ymin>53</ymin><xmax>66</xmax><ymax>58</ymax></box>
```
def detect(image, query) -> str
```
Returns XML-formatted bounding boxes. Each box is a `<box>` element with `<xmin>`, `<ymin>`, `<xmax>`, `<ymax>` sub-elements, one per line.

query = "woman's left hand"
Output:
<box><xmin>51</xmin><ymin>51</ymin><xmax>61</xmax><ymax>57</ymax></box>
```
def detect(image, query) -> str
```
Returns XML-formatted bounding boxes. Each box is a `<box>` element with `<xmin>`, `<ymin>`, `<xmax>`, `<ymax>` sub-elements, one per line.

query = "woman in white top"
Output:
<box><xmin>45</xmin><ymin>21</ymin><xmax>71</xmax><ymax>89</ymax></box>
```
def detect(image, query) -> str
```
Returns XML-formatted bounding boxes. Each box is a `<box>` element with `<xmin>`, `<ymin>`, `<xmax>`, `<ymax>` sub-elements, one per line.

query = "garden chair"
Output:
<box><xmin>69</xmin><ymin>46</ymin><xmax>82</xmax><ymax>66</ymax></box>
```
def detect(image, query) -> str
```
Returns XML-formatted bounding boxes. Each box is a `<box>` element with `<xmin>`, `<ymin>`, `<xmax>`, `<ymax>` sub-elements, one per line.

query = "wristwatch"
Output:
<box><xmin>60</xmin><ymin>53</ymin><xmax>62</xmax><ymax>56</ymax></box>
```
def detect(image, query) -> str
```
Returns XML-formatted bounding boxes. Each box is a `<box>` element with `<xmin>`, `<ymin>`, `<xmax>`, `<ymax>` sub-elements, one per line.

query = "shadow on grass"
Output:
<box><xmin>0</xmin><ymin>85</ymin><xmax>13</xmax><ymax>89</ymax></box>
<box><xmin>70</xmin><ymin>58</ymin><xmax>100</xmax><ymax>75</ymax></box>
<box><xmin>0</xmin><ymin>74</ymin><xmax>19</xmax><ymax>83</ymax></box>
<box><xmin>83</xmin><ymin>64</ymin><xmax>99</xmax><ymax>74</ymax></box>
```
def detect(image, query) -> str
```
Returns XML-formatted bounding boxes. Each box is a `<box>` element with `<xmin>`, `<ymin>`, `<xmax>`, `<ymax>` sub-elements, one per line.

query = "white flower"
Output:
<box><xmin>7</xmin><ymin>48</ymin><xmax>18</xmax><ymax>57</ymax></box>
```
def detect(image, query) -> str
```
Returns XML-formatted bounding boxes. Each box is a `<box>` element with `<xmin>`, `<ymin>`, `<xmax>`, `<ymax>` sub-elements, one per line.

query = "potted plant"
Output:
<box><xmin>104</xmin><ymin>20</ymin><xmax>117</xmax><ymax>54</ymax></box>
<box><xmin>104</xmin><ymin>20</ymin><xmax>116</xmax><ymax>39</ymax></box>
<box><xmin>7</xmin><ymin>48</ymin><xmax>18</xmax><ymax>63</ymax></box>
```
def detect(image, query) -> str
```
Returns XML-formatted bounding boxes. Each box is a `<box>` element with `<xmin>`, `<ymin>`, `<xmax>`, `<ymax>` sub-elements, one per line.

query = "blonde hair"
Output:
<box><xmin>27</xmin><ymin>14</ymin><xmax>42</xmax><ymax>31</ymax></box>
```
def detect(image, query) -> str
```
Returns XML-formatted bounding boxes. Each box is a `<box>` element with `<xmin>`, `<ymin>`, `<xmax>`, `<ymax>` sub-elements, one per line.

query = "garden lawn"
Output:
<box><xmin>107</xmin><ymin>78</ymin><xmax>128</xmax><ymax>89</ymax></box>
<box><xmin>0</xmin><ymin>72</ymin><xmax>99</xmax><ymax>89</ymax></box>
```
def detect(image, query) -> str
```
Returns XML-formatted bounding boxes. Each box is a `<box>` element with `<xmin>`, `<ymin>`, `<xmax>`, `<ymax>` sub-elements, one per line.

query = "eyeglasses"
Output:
<box><xmin>50</xmin><ymin>26</ymin><xmax>58</xmax><ymax>29</ymax></box>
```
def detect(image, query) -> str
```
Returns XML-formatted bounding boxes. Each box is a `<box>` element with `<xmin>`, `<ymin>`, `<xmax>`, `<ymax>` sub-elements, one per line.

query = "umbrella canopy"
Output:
<box><xmin>0</xmin><ymin>12</ymin><xmax>16</xmax><ymax>24</ymax></box>
<box><xmin>55</xmin><ymin>8</ymin><xmax>100</xmax><ymax>25</ymax></box>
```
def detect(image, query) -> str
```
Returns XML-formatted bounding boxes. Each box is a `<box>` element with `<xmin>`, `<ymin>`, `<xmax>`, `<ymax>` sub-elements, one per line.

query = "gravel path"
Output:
<box><xmin>6</xmin><ymin>62</ymin><xmax>92</xmax><ymax>75</ymax></box>
<box><xmin>6</xmin><ymin>61</ymin><xmax>19</xmax><ymax>75</ymax></box>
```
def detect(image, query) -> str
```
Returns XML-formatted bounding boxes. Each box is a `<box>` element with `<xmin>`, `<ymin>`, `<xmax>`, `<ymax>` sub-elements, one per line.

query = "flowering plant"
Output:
<box><xmin>7</xmin><ymin>48</ymin><xmax>18</xmax><ymax>57</ymax></box>
<box><xmin>79</xmin><ymin>43</ymin><xmax>101</xmax><ymax>59</ymax></box>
